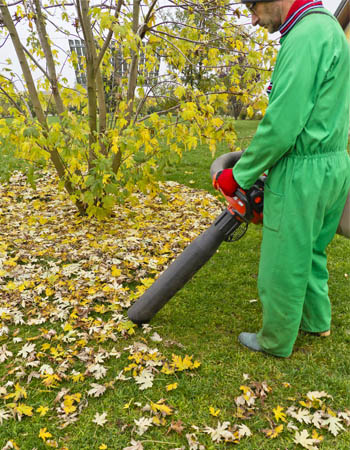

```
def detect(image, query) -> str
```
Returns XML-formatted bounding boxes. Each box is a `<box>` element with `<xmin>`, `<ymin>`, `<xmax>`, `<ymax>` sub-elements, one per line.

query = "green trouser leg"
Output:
<box><xmin>256</xmin><ymin>152</ymin><xmax>350</xmax><ymax>358</ymax></box>
<box><xmin>300</xmin><ymin>245</ymin><xmax>331</xmax><ymax>334</ymax></box>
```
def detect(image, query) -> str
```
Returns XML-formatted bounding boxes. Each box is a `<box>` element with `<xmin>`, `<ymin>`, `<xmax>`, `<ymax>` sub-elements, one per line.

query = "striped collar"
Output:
<box><xmin>279</xmin><ymin>0</ymin><xmax>324</xmax><ymax>37</ymax></box>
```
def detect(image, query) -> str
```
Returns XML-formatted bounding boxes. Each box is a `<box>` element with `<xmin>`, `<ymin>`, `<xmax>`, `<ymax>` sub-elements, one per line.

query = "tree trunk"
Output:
<box><xmin>0</xmin><ymin>1</ymin><xmax>86</xmax><ymax>215</ymax></box>
<box><xmin>112</xmin><ymin>0</ymin><xmax>141</xmax><ymax>174</ymax></box>
<box><xmin>32</xmin><ymin>0</ymin><xmax>65</xmax><ymax>116</ymax></box>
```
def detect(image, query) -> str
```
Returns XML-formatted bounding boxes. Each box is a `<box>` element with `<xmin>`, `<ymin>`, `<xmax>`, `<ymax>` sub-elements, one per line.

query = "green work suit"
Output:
<box><xmin>233</xmin><ymin>10</ymin><xmax>350</xmax><ymax>357</ymax></box>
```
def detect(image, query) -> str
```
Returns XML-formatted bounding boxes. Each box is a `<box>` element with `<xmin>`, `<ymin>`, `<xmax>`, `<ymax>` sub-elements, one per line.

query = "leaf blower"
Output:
<box><xmin>127</xmin><ymin>151</ymin><xmax>265</xmax><ymax>325</ymax></box>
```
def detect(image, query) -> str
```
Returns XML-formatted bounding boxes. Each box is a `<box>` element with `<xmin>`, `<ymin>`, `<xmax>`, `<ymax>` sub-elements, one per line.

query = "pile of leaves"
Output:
<box><xmin>0</xmin><ymin>171</ymin><xmax>349</xmax><ymax>449</ymax></box>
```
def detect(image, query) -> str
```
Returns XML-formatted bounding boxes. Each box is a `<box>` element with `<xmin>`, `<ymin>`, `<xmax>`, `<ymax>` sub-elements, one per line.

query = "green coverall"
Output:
<box><xmin>233</xmin><ymin>10</ymin><xmax>350</xmax><ymax>357</ymax></box>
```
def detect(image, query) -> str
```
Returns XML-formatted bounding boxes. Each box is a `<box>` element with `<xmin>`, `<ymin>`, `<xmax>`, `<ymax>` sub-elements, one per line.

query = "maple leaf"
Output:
<box><xmin>171</xmin><ymin>354</ymin><xmax>200</xmax><ymax>371</ymax></box>
<box><xmin>15</xmin><ymin>403</ymin><xmax>33</xmax><ymax>418</ymax></box>
<box><xmin>167</xmin><ymin>419</ymin><xmax>185</xmax><ymax>434</ymax></box>
<box><xmin>150</xmin><ymin>332</ymin><xmax>162</xmax><ymax>342</ymax></box>
<box><xmin>311</xmin><ymin>410</ymin><xmax>324</xmax><ymax>429</ymax></box>
<box><xmin>323</xmin><ymin>415</ymin><xmax>345</xmax><ymax>436</ymax></box>
<box><xmin>17</xmin><ymin>342</ymin><xmax>35</xmax><ymax>359</ymax></box>
<box><xmin>273</xmin><ymin>405</ymin><xmax>287</xmax><ymax>422</ymax></box>
<box><xmin>186</xmin><ymin>433</ymin><xmax>205</xmax><ymax>450</ymax></box>
<box><xmin>293</xmin><ymin>429</ymin><xmax>319</xmax><ymax>450</ymax></box>
<box><xmin>134</xmin><ymin>369</ymin><xmax>154</xmax><ymax>390</ymax></box>
<box><xmin>287</xmin><ymin>407</ymin><xmax>313</xmax><ymax>424</ymax></box>
<box><xmin>39</xmin><ymin>428</ymin><xmax>52</xmax><ymax>441</ymax></box>
<box><xmin>166</xmin><ymin>382</ymin><xmax>178</xmax><ymax>392</ymax></box>
<box><xmin>134</xmin><ymin>416</ymin><xmax>153</xmax><ymax>435</ymax></box>
<box><xmin>0</xmin><ymin>409</ymin><xmax>11</xmax><ymax>424</ymax></box>
<box><xmin>87</xmin><ymin>383</ymin><xmax>107</xmax><ymax>397</ymax></box>
<box><xmin>4</xmin><ymin>383</ymin><xmax>27</xmax><ymax>401</ymax></box>
<box><xmin>287</xmin><ymin>421</ymin><xmax>299</xmax><ymax>431</ymax></box>
<box><xmin>209</xmin><ymin>406</ymin><xmax>220</xmax><ymax>417</ymax></box>
<box><xmin>204</xmin><ymin>421</ymin><xmax>234</xmax><ymax>443</ymax></box>
<box><xmin>93</xmin><ymin>412</ymin><xmax>108</xmax><ymax>427</ymax></box>
<box><xmin>123</xmin><ymin>440</ymin><xmax>144</xmax><ymax>450</ymax></box>
<box><xmin>311</xmin><ymin>429</ymin><xmax>324</xmax><ymax>443</ymax></box>
<box><xmin>0</xmin><ymin>345</ymin><xmax>13</xmax><ymax>363</ymax></box>
<box><xmin>306</xmin><ymin>391</ymin><xmax>332</xmax><ymax>402</ymax></box>
<box><xmin>41</xmin><ymin>373</ymin><xmax>61</xmax><ymax>387</ymax></box>
<box><xmin>2</xmin><ymin>440</ymin><xmax>20</xmax><ymax>450</ymax></box>
<box><xmin>150</xmin><ymin>399</ymin><xmax>173</xmax><ymax>417</ymax></box>
<box><xmin>262</xmin><ymin>424</ymin><xmax>284</xmax><ymax>439</ymax></box>
<box><xmin>88</xmin><ymin>363</ymin><xmax>107</xmax><ymax>380</ymax></box>
<box><xmin>237</xmin><ymin>424</ymin><xmax>252</xmax><ymax>439</ymax></box>
<box><xmin>36</xmin><ymin>405</ymin><xmax>49</xmax><ymax>416</ymax></box>
<box><xmin>338</xmin><ymin>410</ymin><xmax>350</xmax><ymax>426</ymax></box>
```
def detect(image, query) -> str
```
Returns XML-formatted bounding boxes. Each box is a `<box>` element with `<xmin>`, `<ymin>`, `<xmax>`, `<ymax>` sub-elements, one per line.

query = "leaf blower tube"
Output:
<box><xmin>127</xmin><ymin>151</ymin><xmax>265</xmax><ymax>325</ymax></box>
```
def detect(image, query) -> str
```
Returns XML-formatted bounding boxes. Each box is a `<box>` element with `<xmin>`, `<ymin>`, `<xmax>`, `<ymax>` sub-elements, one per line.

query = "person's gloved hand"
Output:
<box><xmin>214</xmin><ymin>169</ymin><xmax>239</xmax><ymax>196</ymax></box>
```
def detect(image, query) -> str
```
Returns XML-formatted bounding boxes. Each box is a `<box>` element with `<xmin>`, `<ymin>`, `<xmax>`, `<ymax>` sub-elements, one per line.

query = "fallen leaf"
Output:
<box><xmin>167</xmin><ymin>419</ymin><xmax>185</xmax><ymax>434</ymax></box>
<box><xmin>93</xmin><ymin>412</ymin><xmax>108</xmax><ymax>427</ymax></box>
<box><xmin>293</xmin><ymin>429</ymin><xmax>319</xmax><ymax>450</ymax></box>
<box><xmin>262</xmin><ymin>424</ymin><xmax>283</xmax><ymax>439</ymax></box>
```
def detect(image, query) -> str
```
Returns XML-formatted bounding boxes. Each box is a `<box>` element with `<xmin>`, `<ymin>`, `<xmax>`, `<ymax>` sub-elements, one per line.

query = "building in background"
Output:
<box><xmin>67</xmin><ymin>39</ymin><xmax>160</xmax><ymax>89</ymax></box>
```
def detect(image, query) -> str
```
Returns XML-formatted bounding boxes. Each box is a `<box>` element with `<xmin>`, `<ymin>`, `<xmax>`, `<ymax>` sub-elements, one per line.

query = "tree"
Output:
<box><xmin>0</xmin><ymin>0</ymin><xmax>277</xmax><ymax>218</ymax></box>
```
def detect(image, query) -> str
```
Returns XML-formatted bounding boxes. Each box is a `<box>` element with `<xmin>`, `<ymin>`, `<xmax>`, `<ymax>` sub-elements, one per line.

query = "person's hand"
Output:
<box><xmin>213</xmin><ymin>169</ymin><xmax>239</xmax><ymax>196</ymax></box>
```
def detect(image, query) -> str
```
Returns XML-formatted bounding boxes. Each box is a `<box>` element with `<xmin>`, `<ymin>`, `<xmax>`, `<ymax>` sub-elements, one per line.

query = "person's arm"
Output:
<box><xmin>233</xmin><ymin>19</ymin><xmax>330</xmax><ymax>189</ymax></box>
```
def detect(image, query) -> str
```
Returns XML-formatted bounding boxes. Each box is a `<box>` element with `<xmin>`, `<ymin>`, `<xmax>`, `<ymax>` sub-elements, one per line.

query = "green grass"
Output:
<box><xmin>157</xmin><ymin>119</ymin><xmax>350</xmax><ymax>448</ymax></box>
<box><xmin>1</xmin><ymin>120</ymin><xmax>350</xmax><ymax>449</ymax></box>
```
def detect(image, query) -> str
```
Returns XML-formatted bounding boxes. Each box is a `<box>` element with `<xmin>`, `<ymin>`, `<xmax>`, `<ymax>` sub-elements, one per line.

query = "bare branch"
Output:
<box><xmin>148</xmin><ymin>31</ymin><xmax>194</xmax><ymax>66</ymax></box>
<box><xmin>95</xmin><ymin>0</ymin><xmax>124</xmax><ymax>70</ymax></box>
<box><xmin>21</xmin><ymin>44</ymin><xmax>50</xmax><ymax>79</ymax></box>
<box><xmin>137</xmin><ymin>104</ymin><xmax>180</xmax><ymax>123</ymax></box>
<box><xmin>0</xmin><ymin>84</ymin><xmax>25</xmax><ymax>115</ymax></box>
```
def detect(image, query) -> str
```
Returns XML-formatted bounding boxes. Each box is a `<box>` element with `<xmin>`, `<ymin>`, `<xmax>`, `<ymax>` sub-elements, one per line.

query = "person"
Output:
<box><xmin>215</xmin><ymin>0</ymin><xmax>350</xmax><ymax>357</ymax></box>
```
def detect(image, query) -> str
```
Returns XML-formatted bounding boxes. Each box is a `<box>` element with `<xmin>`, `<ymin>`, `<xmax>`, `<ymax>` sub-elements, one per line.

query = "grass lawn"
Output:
<box><xmin>161</xmin><ymin>120</ymin><xmax>350</xmax><ymax>448</ymax></box>
<box><xmin>0</xmin><ymin>120</ymin><xmax>349</xmax><ymax>449</ymax></box>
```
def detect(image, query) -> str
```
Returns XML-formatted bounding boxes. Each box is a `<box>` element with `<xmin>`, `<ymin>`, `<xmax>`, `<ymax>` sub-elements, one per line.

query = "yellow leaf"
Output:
<box><xmin>264</xmin><ymin>424</ymin><xmax>283</xmax><ymax>439</ymax></box>
<box><xmin>63</xmin><ymin>322</ymin><xmax>73</xmax><ymax>332</ymax></box>
<box><xmin>327</xmin><ymin>407</ymin><xmax>337</xmax><ymax>417</ymax></box>
<box><xmin>247</xmin><ymin>106</ymin><xmax>254</xmax><ymax>118</ymax></box>
<box><xmin>45</xmin><ymin>287</ymin><xmax>54</xmax><ymax>296</ymax></box>
<box><xmin>151</xmin><ymin>400</ymin><xmax>173</xmax><ymax>416</ymax></box>
<box><xmin>209</xmin><ymin>406</ymin><xmax>221</xmax><ymax>417</ymax></box>
<box><xmin>63</xmin><ymin>400</ymin><xmax>76</xmax><ymax>415</ymax></box>
<box><xmin>6</xmin><ymin>281</ymin><xmax>17</xmax><ymax>290</ymax></box>
<box><xmin>174</xmin><ymin>86</ymin><xmax>186</xmax><ymax>99</ymax></box>
<box><xmin>37</xmin><ymin>405</ymin><xmax>49</xmax><ymax>416</ymax></box>
<box><xmin>16</xmin><ymin>403</ymin><xmax>33</xmax><ymax>416</ymax></box>
<box><xmin>312</xmin><ymin>429</ymin><xmax>324</xmax><ymax>442</ymax></box>
<box><xmin>99</xmin><ymin>445</ymin><xmax>108</xmax><ymax>450</ymax></box>
<box><xmin>166</xmin><ymin>383</ymin><xmax>178</xmax><ymax>392</ymax></box>
<box><xmin>273</xmin><ymin>405</ymin><xmax>287</xmax><ymax>422</ymax></box>
<box><xmin>161</xmin><ymin>363</ymin><xmax>175</xmax><ymax>375</ymax></box>
<box><xmin>39</xmin><ymin>427</ymin><xmax>52</xmax><ymax>441</ymax></box>
<box><xmin>111</xmin><ymin>266</ymin><xmax>121</xmax><ymax>277</ymax></box>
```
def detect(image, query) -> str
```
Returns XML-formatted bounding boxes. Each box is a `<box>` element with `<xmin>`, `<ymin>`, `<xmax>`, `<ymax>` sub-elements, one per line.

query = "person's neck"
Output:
<box><xmin>281</xmin><ymin>0</ymin><xmax>297</xmax><ymax>23</ymax></box>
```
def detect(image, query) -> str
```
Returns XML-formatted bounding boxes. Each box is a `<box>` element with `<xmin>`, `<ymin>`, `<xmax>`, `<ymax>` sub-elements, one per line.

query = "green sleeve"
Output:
<box><xmin>232</xmin><ymin>17</ymin><xmax>331</xmax><ymax>189</ymax></box>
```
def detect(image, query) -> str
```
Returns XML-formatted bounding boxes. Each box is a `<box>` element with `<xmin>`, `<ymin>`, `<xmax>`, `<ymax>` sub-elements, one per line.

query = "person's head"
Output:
<box><xmin>244</xmin><ymin>0</ymin><xmax>294</xmax><ymax>33</ymax></box>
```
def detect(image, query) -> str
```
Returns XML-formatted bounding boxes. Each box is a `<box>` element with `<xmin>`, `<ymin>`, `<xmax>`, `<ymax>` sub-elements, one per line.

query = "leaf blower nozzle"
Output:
<box><xmin>127</xmin><ymin>151</ymin><xmax>265</xmax><ymax>325</ymax></box>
